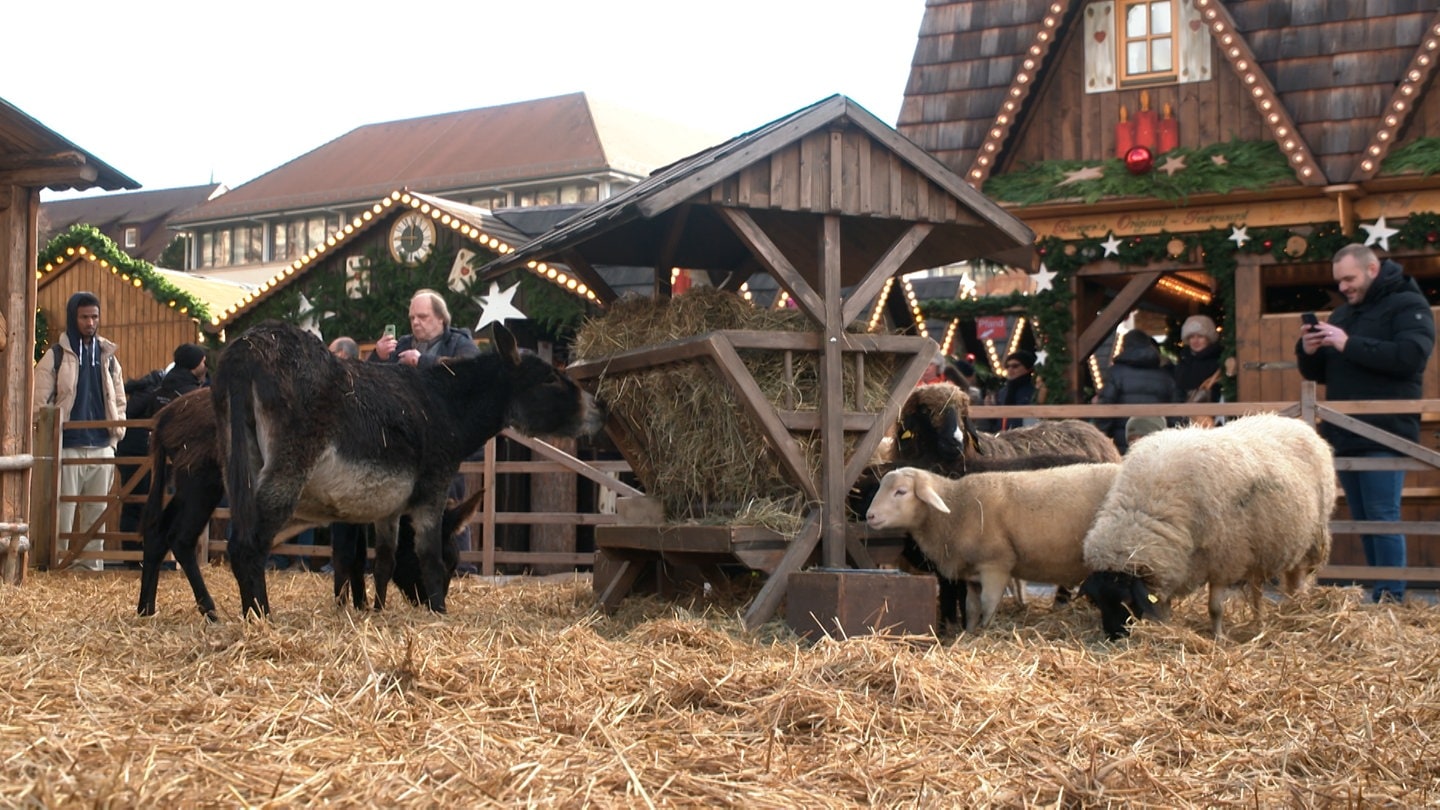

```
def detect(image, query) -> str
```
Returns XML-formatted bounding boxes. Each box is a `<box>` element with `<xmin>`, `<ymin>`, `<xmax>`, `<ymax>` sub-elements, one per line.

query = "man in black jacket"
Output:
<box><xmin>1297</xmin><ymin>243</ymin><xmax>1436</xmax><ymax>602</ymax></box>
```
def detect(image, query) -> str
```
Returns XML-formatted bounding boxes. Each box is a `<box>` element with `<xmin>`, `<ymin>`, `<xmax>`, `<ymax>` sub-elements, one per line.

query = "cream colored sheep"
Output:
<box><xmin>1080</xmin><ymin>413</ymin><xmax>1335</xmax><ymax>640</ymax></box>
<box><xmin>865</xmin><ymin>463</ymin><xmax>1121</xmax><ymax>630</ymax></box>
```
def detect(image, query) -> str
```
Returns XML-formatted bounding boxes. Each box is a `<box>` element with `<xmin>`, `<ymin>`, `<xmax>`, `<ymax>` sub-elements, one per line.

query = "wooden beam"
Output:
<box><xmin>840</xmin><ymin>222</ymin><xmax>933</xmax><ymax>326</ymax></box>
<box><xmin>742</xmin><ymin>510</ymin><xmax>821</xmax><ymax>630</ymax></box>
<box><xmin>820</xmin><ymin>215</ymin><xmax>846</xmax><ymax>568</ymax></box>
<box><xmin>652</xmin><ymin>204</ymin><xmax>691</xmax><ymax>298</ymax></box>
<box><xmin>556</xmin><ymin>249</ymin><xmax>618</xmax><ymax>305</ymax></box>
<box><xmin>0</xmin><ymin>164</ymin><xmax>98</xmax><ymax>189</ymax></box>
<box><xmin>708</xmin><ymin>335</ymin><xmax>819</xmax><ymax>502</ymax></box>
<box><xmin>0</xmin><ymin>151</ymin><xmax>88</xmax><ymax>170</ymax></box>
<box><xmin>1075</xmin><ymin>271</ymin><xmax>1161</xmax><ymax>361</ymax></box>
<box><xmin>718</xmin><ymin>207</ymin><xmax>825</xmax><ymax>321</ymax></box>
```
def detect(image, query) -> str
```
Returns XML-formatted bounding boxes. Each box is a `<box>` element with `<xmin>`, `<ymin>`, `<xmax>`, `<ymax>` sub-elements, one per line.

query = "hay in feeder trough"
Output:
<box><xmin>575</xmin><ymin>288</ymin><xmax>897</xmax><ymax>529</ymax></box>
<box><xmin>3</xmin><ymin>569</ymin><xmax>1438</xmax><ymax>805</ymax></box>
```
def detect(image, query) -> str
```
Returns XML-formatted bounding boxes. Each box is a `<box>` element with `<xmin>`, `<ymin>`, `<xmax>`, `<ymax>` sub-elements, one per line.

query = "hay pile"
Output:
<box><xmin>3</xmin><ymin>568</ymin><xmax>1438</xmax><ymax>806</ymax></box>
<box><xmin>574</xmin><ymin>289</ymin><xmax>896</xmax><ymax>527</ymax></box>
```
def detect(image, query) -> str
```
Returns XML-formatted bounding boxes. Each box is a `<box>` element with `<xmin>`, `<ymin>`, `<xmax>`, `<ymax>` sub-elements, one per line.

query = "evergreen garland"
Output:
<box><xmin>39</xmin><ymin>224</ymin><xmax>212</xmax><ymax>323</ymax></box>
<box><xmin>1380</xmin><ymin>137</ymin><xmax>1440</xmax><ymax>176</ymax></box>
<box><xmin>913</xmin><ymin>217</ymin><xmax>1413</xmax><ymax>403</ymax></box>
<box><xmin>983</xmin><ymin>139</ymin><xmax>1296</xmax><ymax>206</ymax></box>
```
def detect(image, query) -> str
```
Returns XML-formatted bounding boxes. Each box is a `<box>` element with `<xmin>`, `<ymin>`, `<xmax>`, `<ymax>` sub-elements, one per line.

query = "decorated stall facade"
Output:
<box><xmin>898</xmin><ymin>0</ymin><xmax>1440</xmax><ymax>569</ymax></box>
<box><xmin>479</xmin><ymin>95</ymin><xmax>1034</xmax><ymax>626</ymax></box>
<box><xmin>899</xmin><ymin>0</ymin><xmax>1440</xmax><ymax>403</ymax></box>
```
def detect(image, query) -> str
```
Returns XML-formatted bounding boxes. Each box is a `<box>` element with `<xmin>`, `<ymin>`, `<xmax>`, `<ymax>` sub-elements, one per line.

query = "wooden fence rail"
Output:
<box><xmin>25</xmin><ymin>382</ymin><xmax>1440</xmax><ymax>588</ymax></box>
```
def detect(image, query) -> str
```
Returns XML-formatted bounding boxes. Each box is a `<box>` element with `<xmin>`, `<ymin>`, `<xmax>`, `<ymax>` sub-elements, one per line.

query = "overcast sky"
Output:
<box><xmin>6</xmin><ymin>1</ymin><xmax>925</xmax><ymax>199</ymax></box>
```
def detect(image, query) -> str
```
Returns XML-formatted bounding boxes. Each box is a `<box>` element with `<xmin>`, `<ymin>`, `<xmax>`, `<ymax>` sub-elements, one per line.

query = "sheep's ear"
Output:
<box><xmin>913</xmin><ymin>474</ymin><xmax>951</xmax><ymax>514</ymax></box>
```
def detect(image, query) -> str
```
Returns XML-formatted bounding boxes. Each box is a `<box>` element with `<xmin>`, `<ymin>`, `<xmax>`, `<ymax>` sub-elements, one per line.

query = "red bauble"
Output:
<box><xmin>1124</xmin><ymin>145</ymin><xmax>1154</xmax><ymax>175</ymax></box>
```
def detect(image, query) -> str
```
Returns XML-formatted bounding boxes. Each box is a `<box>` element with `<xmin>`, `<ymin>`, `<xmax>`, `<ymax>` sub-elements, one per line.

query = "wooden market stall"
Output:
<box><xmin>477</xmin><ymin>95</ymin><xmax>1035</xmax><ymax>627</ymax></box>
<box><xmin>0</xmin><ymin>97</ymin><xmax>136</xmax><ymax>583</ymax></box>
<box><xmin>896</xmin><ymin>1</ymin><xmax>1440</xmax><ymax>572</ymax></box>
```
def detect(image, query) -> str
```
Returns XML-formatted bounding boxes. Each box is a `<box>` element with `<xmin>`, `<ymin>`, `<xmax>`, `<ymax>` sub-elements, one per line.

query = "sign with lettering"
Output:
<box><xmin>976</xmin><ymin>315</ymin><xmax>1007</xmax><ymax>341</ymax></box>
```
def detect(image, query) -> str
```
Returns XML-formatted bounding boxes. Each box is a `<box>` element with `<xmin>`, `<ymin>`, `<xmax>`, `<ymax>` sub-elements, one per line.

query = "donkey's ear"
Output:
<box><xmin>493</xmin><ymin>324</ymin><xmax>521</xmax><ymax>366</ymax></box>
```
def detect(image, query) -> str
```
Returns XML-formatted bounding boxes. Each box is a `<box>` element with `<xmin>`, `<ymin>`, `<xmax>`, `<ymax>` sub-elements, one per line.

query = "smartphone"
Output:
<box><xmin>1301</xmin><ymin>312</ymin><xmax>1319</xmax><ymax>328</ymax></box>
<box><xmin>383</xmin><ymin>323</ymin><xmax>397</xmax><ymax>339</ymax></box>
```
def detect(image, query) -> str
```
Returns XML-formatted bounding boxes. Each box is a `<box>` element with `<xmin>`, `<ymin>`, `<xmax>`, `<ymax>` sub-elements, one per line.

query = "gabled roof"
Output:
<box><xmin>478</xmin><ymin>94</ymin><xmax>1035</xmax><ymax>294</ymax></box>
<box><xmin>207</xmin><ymin>189</ymin><xmax>532</xmax><ymax>332</ymax></box>
<box><xmin>171</xmin><ymin>93</ymin><xmax>719</xmax><ymax>226</ymax></box>
<box><xmin>898</xmin><ymin>1</ymin><xmax>1440</xmax><ymax>187</ymax></box>
<box><xmin>39</xmin><ymin>184</ymin><xmax>224</xmax><ymax>263</ymax></box>
<box><xmin>0</xmin><ymin>96</ymin><xmax>138</xmax><ymax>192</ymax></box>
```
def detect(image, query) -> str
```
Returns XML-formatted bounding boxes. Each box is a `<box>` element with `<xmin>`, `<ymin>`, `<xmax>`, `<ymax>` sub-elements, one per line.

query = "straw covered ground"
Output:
<box><xmin>2</xmin><ymin>568</ymin><xmax>1438</xmax><ymax>807</ymax></box>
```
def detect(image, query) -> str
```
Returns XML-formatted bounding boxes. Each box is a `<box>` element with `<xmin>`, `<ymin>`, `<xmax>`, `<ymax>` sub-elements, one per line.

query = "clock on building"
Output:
<box><xmin>389</xmin><ymin>210</ymin><xmax>437</xmax><ymax>264</ymax></box>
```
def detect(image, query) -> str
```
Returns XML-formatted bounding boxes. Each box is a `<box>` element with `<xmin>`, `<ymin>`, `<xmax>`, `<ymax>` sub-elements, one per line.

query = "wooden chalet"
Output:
<box><xmin>899</xmin><ymin>0</ymin><xmax>1440</xmax><ymax>401</ymax></box>
<box><xmin>898</xmin><ymin>0</ymin><xmax>1440</xmax><ymax>570</ymax></box>
<box><xmin>35</xmin><ymin>227</ymin><xmax>242</xmax><ymax>378</ymax></box>
<box><xmin>478</xmin><ymin>95</ymin><xmax>1034</xmax><ymax>626</ymax></box>
<box><xmin>0</xmin><ymin>96</ymin><xmax>136</xmax><ymax>583</ymax></box>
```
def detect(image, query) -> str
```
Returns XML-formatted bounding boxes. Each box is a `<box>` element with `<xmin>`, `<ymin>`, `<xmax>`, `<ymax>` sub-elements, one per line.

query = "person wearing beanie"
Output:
<box><xmin>151</xmin><ymin>343</ymin><xmax>208</xmax><ymax>415</ymax></box>
<box><xmin>1174</xmin><ymin>314</ymin><xmax>1223</xmax><ymax>404</ymax></box>
<box><xmin>33</xmin><ymin>291</ymin><xmax>127</xmax><ymax>570</ymax></box>
<box><xmin>1124</xmin><ymin>415</ymin><xmax>1168</xmax><ymax>448</ymax></box>
<box><xmin>993</xmin><ymin>350</ymin><xmax>1037</xmax><ymax>431</ymax></box>
<box><xmin>1298</xmin><ymin>243</ymin><xmax>1436</xmax><ymax>603</ymax></box>
<box><xmin>1095</xmin><ymin>330</ymin><xmax>1179</xmax><ymax>453</ymax></box>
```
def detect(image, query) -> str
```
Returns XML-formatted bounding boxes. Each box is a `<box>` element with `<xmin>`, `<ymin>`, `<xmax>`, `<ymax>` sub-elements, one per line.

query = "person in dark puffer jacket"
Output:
<box><xmin>1095</xmin><ymin>329</ymin><xmax>1179</xmax><ymax>454</ymax></box>
<box><xmin>1297</xmin><ymin>244</ymin><xmax>1436</xmax><ymax>603</ymax></box>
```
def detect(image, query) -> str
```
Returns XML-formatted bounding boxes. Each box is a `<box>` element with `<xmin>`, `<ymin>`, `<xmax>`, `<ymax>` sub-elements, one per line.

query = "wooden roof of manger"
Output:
<box><xmin>477</xmin><ymin>94</ymin><xmax>1037</xmax><ymax>303</ymax></box>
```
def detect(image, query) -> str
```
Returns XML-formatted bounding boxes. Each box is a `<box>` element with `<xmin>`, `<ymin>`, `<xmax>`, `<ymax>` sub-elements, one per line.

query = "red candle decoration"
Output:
<box><xmin>1158</xmin><ymin>102</ymin><xmax>1179</xmax><ymax>153</ymax></box>
<box><xmin>1114</xmin><ymin>105</ymin><xmax>1135</xmax><ymax>159</ymax></box>
<box><xmin>1124</xmin><ymin>145</ymin><xmax>1154</xmax><ymax>175</ymax></box>
<box><xmin>1134</xmin><ymin>90</ymin><xmax>1157</xmax><ymax>150</ymax></box>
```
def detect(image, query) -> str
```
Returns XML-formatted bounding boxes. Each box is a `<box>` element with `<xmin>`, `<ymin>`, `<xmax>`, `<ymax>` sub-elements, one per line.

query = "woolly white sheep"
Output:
<box><xmin>865</xmin><ymin>463</ymin><xmax>1121</xmax><ymax>630</ymax></box>
<box><xmin>1079</xmin><ymin>413</ymin><xmax>1335</xmax><ymax>640</ymax></box>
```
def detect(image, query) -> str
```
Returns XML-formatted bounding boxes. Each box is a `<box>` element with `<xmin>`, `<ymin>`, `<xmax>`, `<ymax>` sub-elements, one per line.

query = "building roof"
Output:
<box><xmin>171</xmin><ymin>93</ymin><xmax>719</xmax><ymax>226</ymax></box>
<box><xmin>898</xmin><ymin>1</ymin><xmax>1440</xmax><ymax>187</ymax></box>
<box><xmin>205</xmin><ymin>189</ymin><xmax>532</xmax><ymax>331</ymax></box>
<box><xmin>0</xmin><ymin>96</ymin><xmax>138</xmax><ymax>192</ymax></box>
<box><xmin>478</xmin><ymin>94</ymin><xmax>1036</xmax><ymax>296</ymax></box>
<box><xmin>151</xmin><ymin>268</ymin><xmax>254</xmax><ymax>317</ymax></box>
<box><xmin>39</xmin><ymin>184</ymin><xmax>224</xmax><ymax>264</ymax></box>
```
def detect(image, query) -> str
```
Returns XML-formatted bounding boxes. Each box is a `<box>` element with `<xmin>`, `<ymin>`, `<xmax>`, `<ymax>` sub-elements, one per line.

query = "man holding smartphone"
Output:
<box><xmin>370</xmin><ymin>289</ymin><xmax>480</xmax><ymax>367</ymax></box>
<box><xmin>1297</xmin><ymin>243</ymin><xmax>1436</xmax><ymax>603</ymax></box>
<box><xmin>370</xmin><ymin>288</ymin><xmax>483</xmax><ymax>574</ymax></box>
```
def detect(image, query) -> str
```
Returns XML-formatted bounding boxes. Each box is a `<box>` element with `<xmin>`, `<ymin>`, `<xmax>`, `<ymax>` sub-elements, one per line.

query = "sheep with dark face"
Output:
<box><xmin>895</xmin><ymin>383</ymin><xmax>1121</xmax><ymax>473</ymax></box>
<box><xmin>881</xmin><ymin>383</ymin><xmax>1120</xmax><ymax>626</ymax></box>
<box><xmin>866</xmin><ymin>463</ymin><xmax>1121</xmax><ymax>631</ymax></box>
<box><xmin>1080</xmin><ymin>413</ymin><xmax>1335</xmax><ymax>641</ymax></box>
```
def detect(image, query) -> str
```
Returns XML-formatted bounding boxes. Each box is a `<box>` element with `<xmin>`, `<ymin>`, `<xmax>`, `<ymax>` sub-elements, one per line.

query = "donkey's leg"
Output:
<box><xmin>409</xmin><ymin>505</ymin><xmax>450</xmax><ymax>614</ymax></box>
<box><xmin>372</xmin><ymin>516</ymin><xmax>401</xmax><ymax>612</ymax></box>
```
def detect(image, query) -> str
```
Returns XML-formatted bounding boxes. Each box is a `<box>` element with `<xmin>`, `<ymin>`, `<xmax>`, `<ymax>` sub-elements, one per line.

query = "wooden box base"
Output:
<box><xmin>785</xmin><ymin>568</ymin><xmax>938</xmax><ymax>641</ymax></box>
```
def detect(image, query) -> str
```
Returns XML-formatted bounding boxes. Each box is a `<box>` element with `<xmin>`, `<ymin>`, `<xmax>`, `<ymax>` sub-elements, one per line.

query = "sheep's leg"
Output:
<box><xmin>975</xmin><ymin>568</ymin><xmax>1011</xmax><ymax>628</ymax></box>
<box><xmin>1008</xmin><ymin>577</ymin><xmax>1026</xmax><ymax>607</ymax></box>
<box><xmin>1207</xmin><ymin>584</ymin><xmax>1228</xmax><ymax>639</ymax></box>
<box><xmin>963</xmin><ymin>583</ymin><xmax>982</xmax><ymax>632</ymax></box>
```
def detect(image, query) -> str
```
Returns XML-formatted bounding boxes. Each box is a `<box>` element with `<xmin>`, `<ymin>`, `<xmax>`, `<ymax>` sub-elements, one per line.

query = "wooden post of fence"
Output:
<box><xmin>28</xmin><ymin>406</ymin><xmax>59</xmax><ymax>570</ymax></box>
<box><xmin>482</xmin><ymin>436</ymin><xmax>498</xmax><ymax>576</ymax></box>
<box><xmin>1300</xmin><ymin>380</ymin><xmax>1318</xmax><ymax>426</ymax></box>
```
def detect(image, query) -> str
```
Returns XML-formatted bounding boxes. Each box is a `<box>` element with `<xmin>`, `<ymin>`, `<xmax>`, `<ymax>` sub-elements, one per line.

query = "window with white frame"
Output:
<box><xmin>1084</xmin><ymin>0</ymin><xmax>1211</xmax><ymax>93</ymax></box>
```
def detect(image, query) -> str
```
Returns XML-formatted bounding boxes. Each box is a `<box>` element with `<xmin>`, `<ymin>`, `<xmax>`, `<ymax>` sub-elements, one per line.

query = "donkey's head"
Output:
<box><xmin>495</xmin><ymin>326</ymin><xmax>606</xmax><ymax>439</ymax></box>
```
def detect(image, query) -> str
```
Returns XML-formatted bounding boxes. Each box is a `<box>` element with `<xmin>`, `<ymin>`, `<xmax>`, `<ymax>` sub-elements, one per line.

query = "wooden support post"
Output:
<box><xmin>742</xmin><ymin>511</ymin><xmax>821</xmax><ymax>630</ymax></box>
<box><xmin>29</xmin><ymin>406</ymin><xmax>58</xmax><ymax>570</ymax></box>
<box><xmin>820</xmin><ymin>215</ymin><xmax>846</xmax><ymax>569</ymax></box>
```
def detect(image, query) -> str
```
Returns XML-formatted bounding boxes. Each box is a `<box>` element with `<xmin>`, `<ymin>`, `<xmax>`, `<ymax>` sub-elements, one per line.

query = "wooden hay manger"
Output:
<box><xmin>4</xmin><ymin>570</ymin><xmax>1439</xmax><ymax>805</ymax></box>
<box><xmin>573</xmin><ymin>288</ymin><xmax>896</xmax><ymax>531</ymax></box>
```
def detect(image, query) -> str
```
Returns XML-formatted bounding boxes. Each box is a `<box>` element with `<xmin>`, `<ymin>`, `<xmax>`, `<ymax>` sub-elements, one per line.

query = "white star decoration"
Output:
<box><xmin>1158</xmin><ymin>155</ymin><xmax>1187</xmax><ymax>176</ymax></box>
<box><xmin>1100</xmin><ymin>234</ymin><xmax>1123</xmax><ymax>257</ymax></box>
<box><xmin>1361</xmin><ymin>216</ymin><xmax>1400</xmax><ymax>252</ymax></box>
<box><xmin>1228</xmin><ymin>225</ymin><xmax>1251</xmax><ymax>248</ymax></box>
<box><xmin>1035</xmin><ymin>350</ymin><xmax>1048</xmax><ymax>366</ymax></box>
<box><xmin>474</xmin><ymin>281</ymin><xmax>526</xmax><ymax>331</ymax></box>
<box><xmin>1032</xmin><ymin>263</ymin><xmax>1057</xmax><ymax>292</ymax></box>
